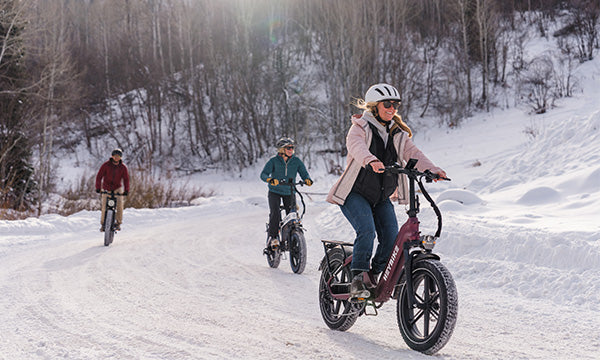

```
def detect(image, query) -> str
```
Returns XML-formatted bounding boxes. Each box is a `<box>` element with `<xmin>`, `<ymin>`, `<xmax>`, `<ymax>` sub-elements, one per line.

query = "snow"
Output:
<box><xmin>2</xmin><ymin>45</ymin><xmax>600</xmax><ymax>360</ymax></box>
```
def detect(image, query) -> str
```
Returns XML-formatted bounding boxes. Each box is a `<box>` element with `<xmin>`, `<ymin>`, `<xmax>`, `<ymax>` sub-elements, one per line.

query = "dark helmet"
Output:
<box><xmin>275</xmin><ymin>137</ymin><xmax>295</xmax><ymax>149</ymax></box>
<box><xmin>111</xmin><ymin>148</ymin><xmax>123</xmax><ymax>157</ymax></box>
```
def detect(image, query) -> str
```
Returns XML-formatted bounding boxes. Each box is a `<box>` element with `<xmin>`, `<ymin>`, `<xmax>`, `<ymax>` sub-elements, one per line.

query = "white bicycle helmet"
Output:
<box><xmin>364</xmin><ymin>83</ymin><xmax>401</xmax><ymax>103</ymax></box>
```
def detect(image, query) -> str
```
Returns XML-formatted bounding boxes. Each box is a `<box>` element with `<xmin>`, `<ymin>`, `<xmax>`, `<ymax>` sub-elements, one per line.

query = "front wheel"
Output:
<box><xmin>396</xmin><ymin>259</ymin><xmax>458</xmax><ymax>355</ymax></box>
<box><xmin>104</xmin><ymin>210</ymin><xmax>115</xmax><ymax>246</ymax></box>
<box><xmin>289</xmin><ymin>229</ymin><xmax>306</xmax><ymax>274</ymax></box>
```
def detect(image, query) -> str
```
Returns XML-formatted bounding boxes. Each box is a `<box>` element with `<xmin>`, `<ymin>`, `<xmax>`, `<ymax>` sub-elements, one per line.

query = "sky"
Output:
<box><xmin>1</xmin><ymin>32</ymin><xmax>600</xmax><ymax>360</ymax></box>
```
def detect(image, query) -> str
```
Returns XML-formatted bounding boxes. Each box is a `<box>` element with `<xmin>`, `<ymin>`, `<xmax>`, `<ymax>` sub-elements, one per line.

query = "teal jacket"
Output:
<box><xmin>260</xmin><ymin>154</ymin><xmax>311</xmax><ymax>196</ymax></box>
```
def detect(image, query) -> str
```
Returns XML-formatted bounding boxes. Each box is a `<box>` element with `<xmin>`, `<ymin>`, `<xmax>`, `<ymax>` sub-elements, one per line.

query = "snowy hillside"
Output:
<box><xmin>2</xmin><ymin>42</ymin><xmax>600</xmax><ymax>360</ymax></box>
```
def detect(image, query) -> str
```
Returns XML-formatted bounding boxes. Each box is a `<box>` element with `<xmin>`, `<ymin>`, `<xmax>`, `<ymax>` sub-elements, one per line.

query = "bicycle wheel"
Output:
<box><xmin>104</xmin><ymin>210</ymin><xmax>115</xmax><ymax>246</ymax></box>
<box><xmin>396</xmin><ymin>259</ymin><xmax>458</xmax><ymax>355</ymax></box>
<box><xmin>265</xmin><ymin>237</ymin><xmax>281</xmax><ymax>268</ymax></box>
<box><xmin>319</xmin><ymin>248</ymin><xmax>361</xmax><ymax>331</ymax></box>
<box><xmin>289</xmin><ymin>229</ymin><xmax>306</xmax><ymax>274</ymax></box>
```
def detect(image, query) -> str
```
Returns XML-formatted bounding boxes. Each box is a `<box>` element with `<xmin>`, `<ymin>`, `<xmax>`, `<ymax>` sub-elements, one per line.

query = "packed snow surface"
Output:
<box><xmin>2</xmin><ymin>48</ymin><xmax>600</xmax><ymax>360</ymax></box>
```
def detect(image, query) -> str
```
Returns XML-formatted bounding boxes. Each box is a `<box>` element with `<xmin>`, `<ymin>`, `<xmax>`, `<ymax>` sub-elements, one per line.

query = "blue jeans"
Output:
<box><xmin>340</xmin><ymin>192</ymin><xmax>398</xmax><ymax>273</ymax></box>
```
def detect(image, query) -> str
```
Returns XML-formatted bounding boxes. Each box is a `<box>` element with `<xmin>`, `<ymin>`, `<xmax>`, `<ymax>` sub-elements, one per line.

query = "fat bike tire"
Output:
<box><xmin>319</xmin><ymin>248</ymin><xmax>361</xmax><ymax>331</ymax></box>
<box><xmin>289</xmin><ymin>230</ymin><xmax>307</xmax><ymax>274</ymax></box>
<box><xmin>265</xmin><ymin>240</ymin><xmax>281</xmax><ymax>269</ymax></box>
<box><xmin>396</xmin><ymin>259</ymin><xmax>458</xmax><ymax>355</ymax></box>
<box><xmin>103</xmin><ymin>210</ymin><xmax>115</xmax><ymax>247</ymax></box>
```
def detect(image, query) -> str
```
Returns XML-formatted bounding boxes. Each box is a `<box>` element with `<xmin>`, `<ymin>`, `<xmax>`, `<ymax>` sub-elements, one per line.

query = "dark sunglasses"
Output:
<box><xmin>284</xmin><ymin>146</ymin><xmax>295</xmax><ymax>150</ymax></box>
<box><xmin>382</xmin><ymin>100</ymin><xmax>401</xmax><ymax>110</ymax></box>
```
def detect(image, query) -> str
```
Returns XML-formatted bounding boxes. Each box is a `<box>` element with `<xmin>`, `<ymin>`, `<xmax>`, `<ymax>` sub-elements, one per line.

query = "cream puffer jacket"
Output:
<box><xmin>327</xmin><ymin>112</ymin><xmax>442</xmax><ymax>205</ymax></box>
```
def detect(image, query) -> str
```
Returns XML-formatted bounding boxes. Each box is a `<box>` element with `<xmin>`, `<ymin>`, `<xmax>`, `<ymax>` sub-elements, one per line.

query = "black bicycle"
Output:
<box><xmin>263</xmin><ymin>179</ymin><xmax>308</xmax><ymax>274</ymax></box>
<box><xmin>100</xmin><ymin>190</ymin><xmax>124</xmax><ymax>246</ymax></box>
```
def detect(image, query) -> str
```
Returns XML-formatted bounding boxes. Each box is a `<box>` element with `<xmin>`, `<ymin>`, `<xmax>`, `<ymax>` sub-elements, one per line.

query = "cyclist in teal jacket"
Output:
<box><xmin>260</xmin><ymin>137</ymin><xmax>313</xmax><ymax>249</ymax></box>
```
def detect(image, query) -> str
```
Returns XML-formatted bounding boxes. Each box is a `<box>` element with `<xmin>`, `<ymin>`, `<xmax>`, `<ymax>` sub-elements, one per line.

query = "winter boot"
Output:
<box><xmin>365</xmin><ymin>270</ymin><xmax>380</xmax><ymax>288</ymax></box>
<box><xmin>268</xmin><ymin>237</ymin><xmax>280</xmax><ymax>249</ymax></box>
<box><xmin>350</xmin><ymin>271</ymin><xmax>371</xmax><ymax>301</ymax></box>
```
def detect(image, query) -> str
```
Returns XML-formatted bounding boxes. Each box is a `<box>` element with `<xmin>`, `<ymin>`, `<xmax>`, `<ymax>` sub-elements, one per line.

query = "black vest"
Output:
<box><xmin>351</xmin><ymin>122</ymin><xmax>399</xmax><ymax>206</ymax></box>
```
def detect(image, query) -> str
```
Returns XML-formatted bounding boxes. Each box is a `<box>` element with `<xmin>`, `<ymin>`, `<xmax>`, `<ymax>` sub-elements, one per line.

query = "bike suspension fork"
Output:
<box><xmin>403</xmin><ymin>242</ymin><xmax>417</xmax><ymax>308</ymax></box>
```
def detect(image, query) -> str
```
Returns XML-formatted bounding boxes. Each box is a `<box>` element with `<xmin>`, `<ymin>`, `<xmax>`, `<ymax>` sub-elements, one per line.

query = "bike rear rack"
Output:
<box><xmin>321</xmin><ymin>239</ymin><xmax>354</xmax><ymax>248</ymax></box>
<box><xmin>321</xmin><ymin>239</ymin><xmax>353</xmax><ymax>274</ymax></box>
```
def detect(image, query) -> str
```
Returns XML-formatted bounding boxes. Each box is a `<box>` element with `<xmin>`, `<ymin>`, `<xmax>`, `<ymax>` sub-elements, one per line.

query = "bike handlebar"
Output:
<box><xmin>278</xmin><ymin>179</ymin><xmax>309</xmax><ymax>186</ymax></box>
<box><xmin>384</xmin><ymin>163</ymin><xmax>451</xmax><ymax>182</ymax></box>
<box><xmin>99</xmin><ymin>190</ymin><xmax>127</xmax><ymax>196</ymax></box>
<box><xmin>384</xmin><ymin>160</ymin><xmax>450</xmax><ymax>238</ymax></box>
<box><xmin>276</xmin><ymin>179</ymin><xmax>307</xmax><ymax>218</ymax></box>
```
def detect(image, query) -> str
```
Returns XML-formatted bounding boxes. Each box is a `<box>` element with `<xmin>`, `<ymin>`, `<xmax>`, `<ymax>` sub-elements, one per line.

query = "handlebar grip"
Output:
<box><xmin>423</xmin><ymin>170</ymin><xmax>451</xmax><ymax>182</ymax></box>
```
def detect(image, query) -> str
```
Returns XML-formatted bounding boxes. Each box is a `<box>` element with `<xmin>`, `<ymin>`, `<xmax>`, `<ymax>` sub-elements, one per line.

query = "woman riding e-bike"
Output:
<box><xmin>260</xmin><ymin>137</ymin><xmax>313</xmax><ymax>250</ymax></box>
<box><xmin>326</xmin><ymin>83</ymin><xmax>447</xmax><ymax>300</ymax></box>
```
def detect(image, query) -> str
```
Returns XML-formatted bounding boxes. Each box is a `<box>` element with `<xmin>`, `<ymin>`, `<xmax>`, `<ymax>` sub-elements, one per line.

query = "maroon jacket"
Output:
<box><xmin>95</xmin><ymin>159</ymin><xmax>130</xmax><ymax>192</ymax></box>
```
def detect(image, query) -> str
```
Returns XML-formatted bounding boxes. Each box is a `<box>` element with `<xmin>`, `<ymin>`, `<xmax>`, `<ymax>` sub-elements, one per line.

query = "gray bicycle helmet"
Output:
<box><xmin>276</xmin><ymin>137</ymin><xmax>295</xmax><ymax>148</ymax></box>
<box><xmin>111</xmin><ymin>148</ymin><xmax>123</xmax><ymax>157</ymax></box>
<box><xmin>364</xmin><ymin>83</ymin><xmax>401</xmax><ymax>103</ymax></box>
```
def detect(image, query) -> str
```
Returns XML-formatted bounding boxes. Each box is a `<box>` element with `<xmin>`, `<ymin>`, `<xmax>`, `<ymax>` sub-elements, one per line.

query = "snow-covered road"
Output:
<box><xmin>1</xmin><ymin>191</ymin><xmax>598</xmax><ymax>359</ymax></box>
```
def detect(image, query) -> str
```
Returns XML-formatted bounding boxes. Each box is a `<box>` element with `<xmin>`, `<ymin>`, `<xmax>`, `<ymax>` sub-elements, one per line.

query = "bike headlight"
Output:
<box><xmin>420</xmin><ymin>235</ymin><xmax>436</xmax><ymax>250</ymax></box>
<box><xmin>108</xmin><ymin>199</ymin><xmax>116</xmax><ymax>207</ymax></box>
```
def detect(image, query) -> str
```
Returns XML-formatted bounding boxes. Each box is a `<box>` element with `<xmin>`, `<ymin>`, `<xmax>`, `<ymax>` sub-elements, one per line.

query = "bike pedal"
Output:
<box><xmin>350</xmin><ymin>291</ymin><xmax>371</xmax><ymax>303</ymax></box>
<box><xmin>350</xmin><ymin>297</ymin><xmax>367</xmax><ymax>304</ymax></box>
<box><xmin>363</xmin><ymin>301</ymin><xmax>378</xmax><ymax>316</ymax></box>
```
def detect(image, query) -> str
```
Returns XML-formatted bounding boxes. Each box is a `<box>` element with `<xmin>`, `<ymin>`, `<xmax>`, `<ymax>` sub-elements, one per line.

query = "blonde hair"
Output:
<box><xmin>352</xmin><ymin>98</ymin><xmax>412</xmax><ymax>138</ymax></box>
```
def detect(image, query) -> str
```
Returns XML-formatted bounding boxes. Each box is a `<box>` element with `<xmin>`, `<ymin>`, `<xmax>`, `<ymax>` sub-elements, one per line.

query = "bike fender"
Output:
<box><xmin>396</xmin><ymin>252</ymin><xmax>440</xmax><ymax>281</ymax></box>
<box><xmin>392</xmin><ymin>252</ymin><xmax>441</xmax><ymax>299</ymax></box>
<box><xmin>413</xmin><ymin>252</ymin><xmax>440</xmax><ymax>263</ymax></box>
<box><xmin>318</xmin><ymin>246</ymin><xmax>352</xmax><ymax>271</ymax></box>
<box><xmin>318</xmin><ymin>256</ymin><xmax>327</xmax><ymax>271</ymax></box>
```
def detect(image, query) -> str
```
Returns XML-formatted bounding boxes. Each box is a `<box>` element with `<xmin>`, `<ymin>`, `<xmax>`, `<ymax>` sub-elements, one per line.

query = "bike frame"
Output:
<box><xmin>278</xmin><ymin>180</ymin><xmax>306</xmax><ymax>245</ymax></box>
<box><xmin>101</xmin><ymin>190</ymin><xmax>123</xmax><ymax>231</ymax></box>
<box><xmin>322</xmin><ymin>160</ymin><xmax>445</xmax><ymax>305</ymax></box>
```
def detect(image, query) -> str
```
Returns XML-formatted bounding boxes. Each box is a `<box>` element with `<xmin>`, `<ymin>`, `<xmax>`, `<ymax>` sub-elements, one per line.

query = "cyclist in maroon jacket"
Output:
<box><xmin>95</xmin><ymin>148</ymin><xmax>130</xmax><ymax>231</ymax></box>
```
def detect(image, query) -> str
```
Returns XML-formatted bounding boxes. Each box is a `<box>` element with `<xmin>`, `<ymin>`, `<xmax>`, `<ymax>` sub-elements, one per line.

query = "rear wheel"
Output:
<box><xmin>289</xmin><ymin>229</ymin><xmax>306</xmax><ymax>274</ymax></box>
<box><xmin>319</xmin><ymin>248</ymin><xmax>361</xmax><ymax>331</ymax></box>
<box><xmin>103</xmin><ymin>210</ymin><xmax>115</xmax><ymax>246</ymax></box>
<box><xmin>396</xmin><ymin>259</ymin><xmax>458</xmax><ymax>355</ymax></box>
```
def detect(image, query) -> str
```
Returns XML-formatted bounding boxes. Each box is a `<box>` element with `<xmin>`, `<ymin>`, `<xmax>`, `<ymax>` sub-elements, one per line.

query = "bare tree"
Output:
<box><xmin>521</xmin><ymin>55</ymin><xmax>555</xmax><ymax>114</ymax></box>
<box><xmin>570</xmin><ymin>0</ymin><xmax>599</xmax><ymax>62</ymax></box>
<box><xmin>448</xmin><ymin>0</ymin><xmax>474</xmax><ymax>107</ymax></box>
<box><xmin>474</xmin><ymin>0</ymin><xmax>498</xmax><ymax>111</ymax></box>
<box><xmin>1</xmin><ymin>1</ymin><xmax>36</xmax><ymax>211</ymax></box>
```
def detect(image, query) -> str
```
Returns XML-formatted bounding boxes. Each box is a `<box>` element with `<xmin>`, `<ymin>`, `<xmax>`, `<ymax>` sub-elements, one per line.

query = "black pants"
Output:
<box><xmin>268</xmin><ymin>191</ymin><xmax>294</xmax><ymax>238</ymax></box>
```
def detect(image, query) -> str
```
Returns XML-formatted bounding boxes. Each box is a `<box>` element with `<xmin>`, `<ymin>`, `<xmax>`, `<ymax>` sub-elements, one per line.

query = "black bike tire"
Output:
<box><xmin>396</xmin><ymin>259</ymin><xmax>458</xmax><ymax>355</ymax></box>
<box><xmin>265</xmin><ymin>237</ymin><xmax>281</xmax><ymax>268</ymax></box>
<box><xmin>318</xmin><ymin>248</ymin><xmax>360</xmax><ymax>331</ymax></box>
<box><xmin>289</xmin><ymin>229</ymin><xmax>307</xmax><ymax>274</ymax></box>
<box><xmin>104</xmin><ymin>210</ymin><xmax>115</xmax><ymax>247</ymax></box>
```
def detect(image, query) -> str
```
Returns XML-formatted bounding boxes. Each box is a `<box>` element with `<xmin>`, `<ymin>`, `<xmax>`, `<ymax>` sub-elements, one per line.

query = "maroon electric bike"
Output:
<box><xmin>318</xmin><ymin>159</ymin><xmax>458</xmax><ymax>355</ymax></box>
